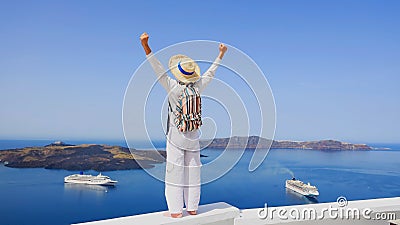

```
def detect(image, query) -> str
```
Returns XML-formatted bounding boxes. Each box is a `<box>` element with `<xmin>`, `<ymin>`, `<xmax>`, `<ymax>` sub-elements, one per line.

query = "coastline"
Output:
<box><xmin>0</xmin><ymin>138</ymin><xmax>396</xmax><ymax>172</ymax></box>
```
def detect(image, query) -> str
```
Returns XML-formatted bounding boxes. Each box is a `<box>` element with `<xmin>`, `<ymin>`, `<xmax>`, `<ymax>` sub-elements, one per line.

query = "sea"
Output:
<box><xmin>0</xmin><ymin>140</ymin><xmax>399</xmax><ymax>225</ymax></box>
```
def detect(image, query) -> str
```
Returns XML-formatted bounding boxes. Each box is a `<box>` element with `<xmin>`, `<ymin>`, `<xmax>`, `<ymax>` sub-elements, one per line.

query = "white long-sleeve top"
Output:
<box><xmin>146</xmin><ymin>52</ymin><xmax>222</xmax><ymax>150</ymax></box>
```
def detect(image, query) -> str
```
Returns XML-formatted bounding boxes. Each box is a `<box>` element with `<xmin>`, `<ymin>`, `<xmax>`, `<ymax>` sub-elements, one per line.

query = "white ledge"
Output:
<box><xmin>72</xmin><ymin>202</ymin><xmax>240</xmax><ymax>225</ymax></box>
<box><xmin>72</xmin><ymin>197</ymin><xmax>400</xmax><ymax>225</ymax></box>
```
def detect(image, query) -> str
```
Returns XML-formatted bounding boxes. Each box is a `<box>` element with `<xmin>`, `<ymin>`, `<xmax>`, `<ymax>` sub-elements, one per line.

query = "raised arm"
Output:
<box><xmin>140</xmin><ymin>32</ymin><xmax>152</xmax><ymax>55</ymax></box>
<box><xmin>197</xmin><ymin>43</ymin><xmax>228</xmax><ymax>93</ymax></box>
<box><xmin>140</xmin><ymin>32</ymin><xmax>176</xmax><ymax>92</ymax></box>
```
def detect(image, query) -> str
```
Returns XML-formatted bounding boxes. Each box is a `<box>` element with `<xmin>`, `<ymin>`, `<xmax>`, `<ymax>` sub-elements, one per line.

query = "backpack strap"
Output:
<box><xmin>166</xmin><ymin>101</ymin><xmax>173</xmax><ymax>135</ymax></box>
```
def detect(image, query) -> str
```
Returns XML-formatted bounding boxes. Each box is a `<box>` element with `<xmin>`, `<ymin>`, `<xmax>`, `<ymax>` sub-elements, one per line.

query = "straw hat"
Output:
<box><xmin>169</xmin><ymin>54</ymin><xmax>200</xmax><ymax>84</ymax></box>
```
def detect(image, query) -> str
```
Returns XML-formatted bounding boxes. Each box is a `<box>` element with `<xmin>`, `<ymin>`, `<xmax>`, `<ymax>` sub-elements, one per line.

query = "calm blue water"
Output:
<box><xmin>0</xmin><ymin>140</ymin><xmax>399</xmax><ymax>225</ymax></box>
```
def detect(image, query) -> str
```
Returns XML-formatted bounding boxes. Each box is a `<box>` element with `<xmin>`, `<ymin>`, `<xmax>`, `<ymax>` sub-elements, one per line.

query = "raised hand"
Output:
<box><xmin>219</xmin><ymin>43</ymin><xmax>227</xmax><ymax>53</ymax></box>
<box><xmin>218</xmin><ymin>43</ymin><xmax>228</xmax><ymax>59</ymax></box>
<box><xmin>140</xmin><ymin>32</ymin><xmax>149</xmax><ymax>45</ymax></box>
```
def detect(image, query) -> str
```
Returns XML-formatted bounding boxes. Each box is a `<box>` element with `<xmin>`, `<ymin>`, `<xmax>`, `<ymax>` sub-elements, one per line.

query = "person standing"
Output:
<box><xmin>140</xmin><ymin>32</ymin><xmax>227</xmax><ymax>218</ymax></box>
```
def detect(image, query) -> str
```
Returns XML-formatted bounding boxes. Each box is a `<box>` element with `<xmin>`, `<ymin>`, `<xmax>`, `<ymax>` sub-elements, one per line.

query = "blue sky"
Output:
<box><xmin>0</xmin><ymin>0</ymin><xmax>399</xmax><ymax>143</ymax></box>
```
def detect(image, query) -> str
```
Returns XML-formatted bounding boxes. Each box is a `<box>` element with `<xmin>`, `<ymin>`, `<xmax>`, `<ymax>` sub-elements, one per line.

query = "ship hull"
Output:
<box><xmin>64</xmin><ymin>180</ymin><xmax>117</xmax><ymax>186</ymax></box>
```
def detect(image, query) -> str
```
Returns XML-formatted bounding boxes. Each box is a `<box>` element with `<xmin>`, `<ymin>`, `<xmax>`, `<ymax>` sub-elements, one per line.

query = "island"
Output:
<box><xmin>0</xmin><ymin>142</ymin><xmax>167</xmax><ymax>171</ymax></box>
<box><xmin>200</xmin><ymin>136</ymin><xmax>372</xmax><ymax>150</ymax></box>
<box><xmin>0</xmin><ymin>137</ymin><xmax>374</xmax><ymax>171</ymax></box>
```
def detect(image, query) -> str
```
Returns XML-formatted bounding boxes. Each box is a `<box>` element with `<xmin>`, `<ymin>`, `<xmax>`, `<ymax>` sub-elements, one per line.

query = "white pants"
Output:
<box><xmin>165</xmin><ymin>126</ymin><xmax>202</xmax><ymax>214</ymax></box>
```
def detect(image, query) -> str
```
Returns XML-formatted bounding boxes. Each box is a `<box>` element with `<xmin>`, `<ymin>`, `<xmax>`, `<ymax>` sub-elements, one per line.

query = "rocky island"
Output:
<box><xmin>0</xmin><ymin>142</ymin><xmax>167</xmax><ymax>171</ymax></box>
<box><xmin>200</xmin><ymin>136</ymin><xmax>372</xmax><ymax>150</ymax></box>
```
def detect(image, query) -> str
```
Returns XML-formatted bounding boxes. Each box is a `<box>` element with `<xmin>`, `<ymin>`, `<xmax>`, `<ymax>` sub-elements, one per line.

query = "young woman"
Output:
<box><xmin>140</xmin><ymin>32</ymin><xmax>227</xmax><ymax>218</ymax></box>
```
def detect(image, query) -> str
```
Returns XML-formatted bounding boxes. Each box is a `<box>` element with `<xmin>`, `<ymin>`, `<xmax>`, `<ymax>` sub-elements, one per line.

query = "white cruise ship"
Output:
<box><xmin>64</xmin><ymin>172</ymin><xmax>117</xmax><ymax>186</ymax></box>
<box><xmin>285</xmin><ymin>178</ymin><xmax>319</xmax><ymax>197</ymax></box>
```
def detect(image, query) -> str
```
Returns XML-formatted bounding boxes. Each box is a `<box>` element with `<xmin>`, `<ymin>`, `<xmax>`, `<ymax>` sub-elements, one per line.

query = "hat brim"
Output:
<box><xmin>169</xmin><ymin>55</ymin><xmax>200</xmax><ymax>83</ymax></box>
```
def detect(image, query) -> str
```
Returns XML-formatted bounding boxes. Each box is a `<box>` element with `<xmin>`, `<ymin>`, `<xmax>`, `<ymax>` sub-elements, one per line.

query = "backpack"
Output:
<box><xmin>167</xmin><ymin>83</ymin><xmax>202</xmax><ymax>134</ymax></box>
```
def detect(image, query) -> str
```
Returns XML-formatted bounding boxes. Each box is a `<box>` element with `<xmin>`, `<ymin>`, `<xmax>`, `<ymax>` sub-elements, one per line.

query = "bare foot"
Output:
<box><xmin>163</xmin><ymin>211</ymin><xmax>183</xmax><ymax>218</ymax></box>
<box><xmin>187</xmin><ymin>210</ymin><xmax>197</xmax><ymax>215</ymax></box>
